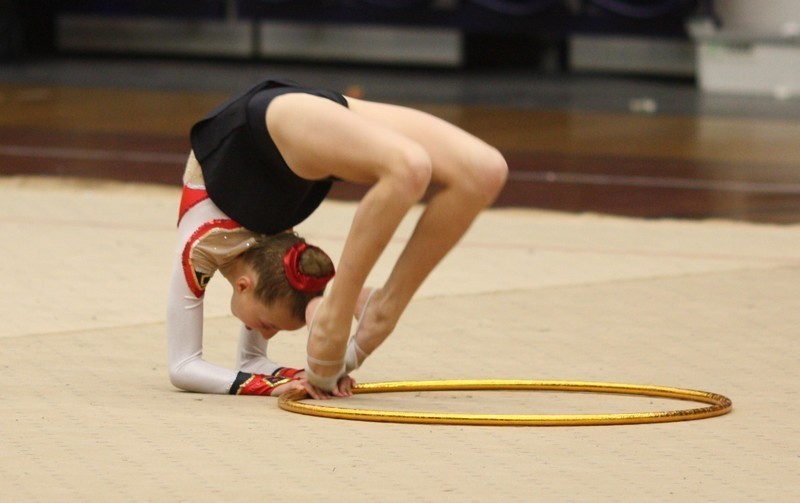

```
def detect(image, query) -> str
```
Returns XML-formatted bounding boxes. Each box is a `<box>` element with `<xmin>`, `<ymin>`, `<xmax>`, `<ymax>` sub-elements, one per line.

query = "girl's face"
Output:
<box><xmin>230</xmin><ymin>281</ymin><xmax>305</xmax><ymax>340</ymax></box>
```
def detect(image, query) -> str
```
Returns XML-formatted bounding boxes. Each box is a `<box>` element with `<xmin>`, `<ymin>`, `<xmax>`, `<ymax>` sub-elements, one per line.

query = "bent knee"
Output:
<box><xmin>387</xmin><ymin>143</ymin><xmax>433</xmax><ymax>203</ymax></box>
<box><xmin>483</xmin><ymin>147</ymin><xmax>509</xmax><ymax>195</ymax></box>
<box><xmin>462</xmin><ymin>147</ymin><xmax>508</xmax><ymax>205</ymax></box>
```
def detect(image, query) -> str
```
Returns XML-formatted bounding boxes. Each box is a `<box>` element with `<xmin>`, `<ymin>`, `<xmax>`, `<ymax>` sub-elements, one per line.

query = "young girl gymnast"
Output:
<box><xmin>167</xmin><ymin>78</ymin><xmax>507</xmax><ymax>398</ymax></box>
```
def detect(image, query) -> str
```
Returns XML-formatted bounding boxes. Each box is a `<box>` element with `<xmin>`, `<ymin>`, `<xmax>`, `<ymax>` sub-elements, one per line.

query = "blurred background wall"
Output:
<box><xmin>1</xmin><ymin>1</ymin><xmax>799</xmax><ymax>96</ymax></box>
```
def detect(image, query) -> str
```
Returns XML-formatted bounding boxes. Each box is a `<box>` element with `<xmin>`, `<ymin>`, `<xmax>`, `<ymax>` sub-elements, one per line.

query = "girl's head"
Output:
<box><xmin>232</xmin><ymin>232</ymin><xmax>334</xmax><ymax>337</ymax></box>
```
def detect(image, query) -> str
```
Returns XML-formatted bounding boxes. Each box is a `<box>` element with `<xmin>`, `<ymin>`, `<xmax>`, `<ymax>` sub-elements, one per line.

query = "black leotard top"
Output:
<box><xmin>190</xmin><ymin>78</ymin><xmax>348</xmax><ymax>235</ymax></box>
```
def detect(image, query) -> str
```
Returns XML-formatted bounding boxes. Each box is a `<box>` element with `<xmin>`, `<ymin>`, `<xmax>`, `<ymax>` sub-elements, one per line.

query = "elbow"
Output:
<box><xmin>168</xmin><ymin>367</ymin><xmax>184</xmax><ymax>390</ymax></box>
<box><xmin>168</xmin><ymin>364</ymin><xmax>192</xmax><ymax>392</ymax></box>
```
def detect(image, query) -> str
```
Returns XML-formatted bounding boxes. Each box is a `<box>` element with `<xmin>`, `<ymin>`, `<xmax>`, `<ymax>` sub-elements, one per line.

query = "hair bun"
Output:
<box><xmin>283</xmin><ymin>242</ymin><xmax>335</xmax><ymax>293</ymax></box>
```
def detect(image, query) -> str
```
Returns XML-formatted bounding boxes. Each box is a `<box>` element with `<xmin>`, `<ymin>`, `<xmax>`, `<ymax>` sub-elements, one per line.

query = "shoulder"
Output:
<box><xmin>180</xmin><ymin>220</ymin><xmax>257</xmax><ymax>296</ymax></box>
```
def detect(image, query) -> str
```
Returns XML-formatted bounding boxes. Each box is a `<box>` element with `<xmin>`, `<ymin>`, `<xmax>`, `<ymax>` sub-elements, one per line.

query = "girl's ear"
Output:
<box><xmin>235</xmin><ymin>274</ymin><xmax>254</xmax><ymax>294</ymax></box>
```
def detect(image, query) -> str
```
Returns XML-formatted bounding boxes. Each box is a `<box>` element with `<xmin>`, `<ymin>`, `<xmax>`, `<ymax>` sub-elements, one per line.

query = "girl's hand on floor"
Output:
<box><xmin>332</xmin><ymin>375</ymin><xmax>356</xmax><ymax>398</ymax></box>
<box><xmin>271</xmin><ymin>378</ymin><xmax>331</xmax><ymax>400</ymax></box>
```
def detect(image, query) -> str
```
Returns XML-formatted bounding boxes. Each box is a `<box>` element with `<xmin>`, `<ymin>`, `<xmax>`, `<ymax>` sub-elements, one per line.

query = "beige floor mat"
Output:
<box><xmin>1</xmin><ymin>177</ymin><xmax>798</xmax><ymax>502</ymax></box>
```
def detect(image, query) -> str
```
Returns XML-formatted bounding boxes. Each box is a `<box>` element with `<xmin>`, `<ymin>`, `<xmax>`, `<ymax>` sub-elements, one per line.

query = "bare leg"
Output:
<box><xmin>267</xmin><ymin>94</ymin><xmax>433</xmax><ymax>384</ymax></box>
<box><xmin>266</xmin><ymin>94</ymin><xmax>506</xmax><ymax>384</ymax></box>
<box><xmin>344</xmin><ymin>98</ymin><xmax>508</xmax><ymax>357</ymax></box>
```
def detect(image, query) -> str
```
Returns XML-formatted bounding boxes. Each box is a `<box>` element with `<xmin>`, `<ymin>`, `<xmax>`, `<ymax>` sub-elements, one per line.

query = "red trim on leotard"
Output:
<box><xmin>178</xmin><ymin>185</ymin><xmax>210</xmax><ymax>225</ymax></box>
<box><xmin>181</xmin><ymin>219</ymin><xmax>242</xmax><ymax>298</ymax></box>
<box><xmin>272</xmin><ymin>367</ymin><xmax>304</xmax><ymax>378</ymax></box>
<box><xmin>236</xmin><ymin>374</ymin><xmax>293</xmax><ymax>396</ymax></box>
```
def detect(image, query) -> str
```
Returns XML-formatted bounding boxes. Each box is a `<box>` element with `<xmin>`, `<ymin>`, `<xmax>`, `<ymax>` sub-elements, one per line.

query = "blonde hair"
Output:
<box><xmin>239</xmin><ymin>232</ymin><xmax>334</xmax><ymax>320</ymax></box>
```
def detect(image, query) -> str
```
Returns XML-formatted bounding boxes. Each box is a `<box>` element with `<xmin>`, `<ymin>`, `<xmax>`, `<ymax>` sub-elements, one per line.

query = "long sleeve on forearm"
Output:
<box><xmin>236</xmin><ymin>325</ymin><xmax>282</xmax><ymax>375</ymax></box>
<box><xmin>166</xmin><ymin>257</ymin><xmax>237</xmax><ymax>394</ymax></box>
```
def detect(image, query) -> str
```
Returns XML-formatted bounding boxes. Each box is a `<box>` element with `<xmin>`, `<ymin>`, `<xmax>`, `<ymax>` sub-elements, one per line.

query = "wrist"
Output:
<box><xmin>304</xmin><ymin>359</ymin><xmax>345</xmax><ymax>392</ymax></box>
<box><xmin>230</xmin><ymin>372</ymin><xmax>293</xmax><ymax>396</ymax></box>
<box><xmin>272</xmin><ymin>367</ymin><xmax>304</xmax><ymax>378</ymax></box>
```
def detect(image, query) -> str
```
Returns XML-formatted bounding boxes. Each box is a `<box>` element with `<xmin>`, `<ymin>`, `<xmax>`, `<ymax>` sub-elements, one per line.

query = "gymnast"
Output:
<box><xmin>166</xmin><ymin>78</ymin><xmax>507</xmax><ymax>399</ymax></box>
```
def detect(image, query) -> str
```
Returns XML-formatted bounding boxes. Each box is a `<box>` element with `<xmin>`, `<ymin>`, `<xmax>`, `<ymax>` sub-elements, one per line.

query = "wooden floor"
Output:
<box><xmin>1</xmin><ymin>81</ymin><xmax>799</xmax><ymax>223</ymax></box>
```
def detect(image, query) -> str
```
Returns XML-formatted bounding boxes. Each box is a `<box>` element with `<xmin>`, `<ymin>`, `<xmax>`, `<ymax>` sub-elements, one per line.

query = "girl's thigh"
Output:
<box><xmin>345</xmin><ymin>97</ymin><xmax>496</xmax><ymax>185</ymax></box>
<box><xmin>267</xmin><ymin>93</ymin><xmax>425</xmax><ymax>184</ymax></box>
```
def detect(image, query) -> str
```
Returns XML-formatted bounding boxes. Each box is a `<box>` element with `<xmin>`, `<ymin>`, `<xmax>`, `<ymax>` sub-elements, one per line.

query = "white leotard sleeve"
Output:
<box><xmin>236</xmin><ymin>325</ymin><xmax>282</xmax><ymax>375</ymax></box>
<box><xmin>167</xmin><ymin>195</ymin><xmax>274</xmax><ymax>394</ymax></box>
<box><xmin>168</xmin><ymin>153</ymin><xmax>302</xmax><ymax>394</ymax></box>
<box><xmin>167</xmin><ymin>253</ymin><xmax>237</xmax><ymax>394</ymax></box>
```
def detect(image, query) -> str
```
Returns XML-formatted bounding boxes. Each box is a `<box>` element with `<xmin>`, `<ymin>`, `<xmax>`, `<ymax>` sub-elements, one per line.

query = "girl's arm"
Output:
<box><xmin>166</xmin><ymin>220</ymin><xmax>304</xmax><ymax>396</ymax></box>
<box><xmin>236</xmin><ymin>325</ymin><xmax>285</xmax><ymax>375</ymax></box>
<box><xmin>166</xmin><ymin>261</ymin><xmax>306</xmax><ymax>396</ymax></box>
<box><xmin>166</xmin><ymin>254</ymin><xmax>240</xmax><ymax>394</ymax></box>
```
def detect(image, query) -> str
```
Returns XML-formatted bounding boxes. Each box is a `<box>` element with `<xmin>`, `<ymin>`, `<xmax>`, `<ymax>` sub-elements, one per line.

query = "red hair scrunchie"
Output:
<box><xmin>282</xmin><ymin>242</ymin><xmax>335</xmax><ymax>293</ymax></box>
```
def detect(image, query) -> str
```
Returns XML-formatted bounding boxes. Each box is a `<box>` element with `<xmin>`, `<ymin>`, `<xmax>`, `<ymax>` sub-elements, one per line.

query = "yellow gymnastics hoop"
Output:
<box><xmin>278</xmin><ymin>380</ymin><xmax>732</xmax><ymax>426</ymax></box>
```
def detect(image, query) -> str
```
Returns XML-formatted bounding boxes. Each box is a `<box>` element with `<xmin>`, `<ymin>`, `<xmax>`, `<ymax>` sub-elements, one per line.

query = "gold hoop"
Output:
<box><xmin>278</xmin><ymin>380</ymin><xmax>733</xmax><ymax>426</ymax></box>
